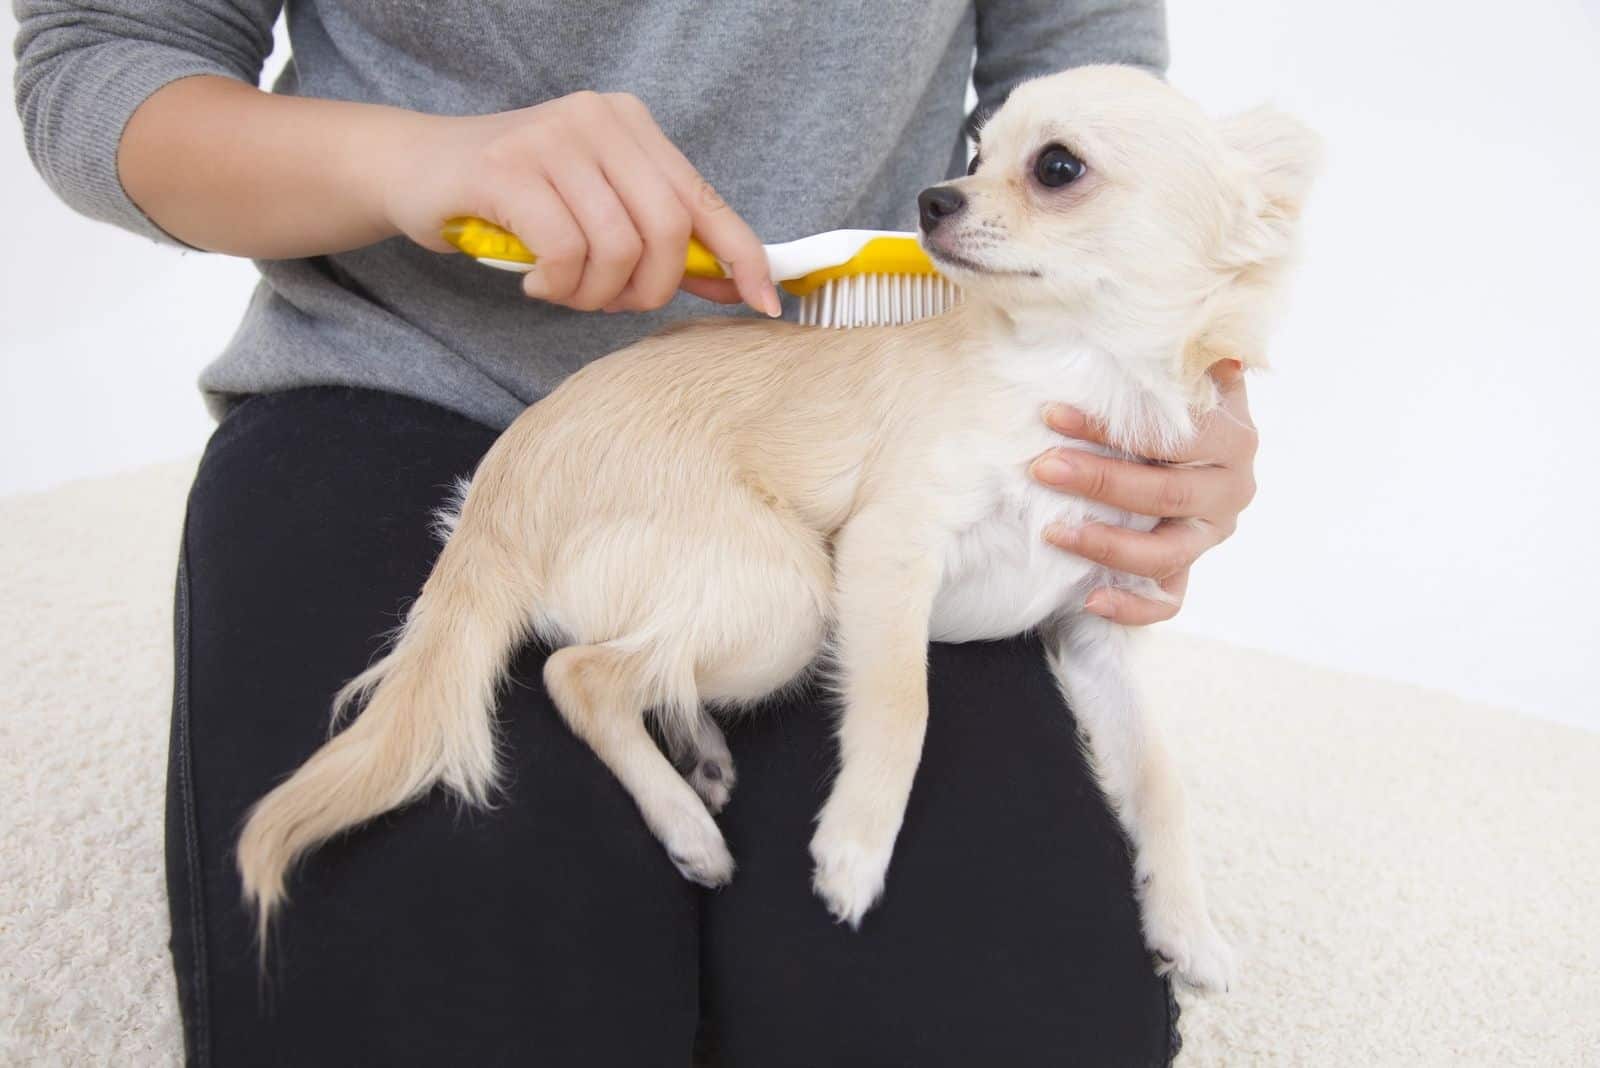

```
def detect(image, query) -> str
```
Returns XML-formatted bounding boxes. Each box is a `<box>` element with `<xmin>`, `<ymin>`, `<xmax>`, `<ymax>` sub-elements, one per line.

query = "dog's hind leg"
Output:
<box><xmin>1044</xmin><ymin>613</ymin><xmax>1236</xmax><ymax>994</ymax></box>
<box><xmin>543</xmin><ymin>643</ymin><xmax>734</xmax><ymax>887</ymax></box>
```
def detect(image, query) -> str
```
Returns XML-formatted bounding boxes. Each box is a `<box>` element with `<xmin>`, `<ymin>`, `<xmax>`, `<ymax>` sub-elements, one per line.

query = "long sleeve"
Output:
<box><xmin>13</xmin><ymin>0</ymin><xmax>283</xmax><ymax>244</ymax></box>
<box><xmin>969</xmin><ymin>0</ymin><xmax>1169</xmax><ymax>137</ymax></box>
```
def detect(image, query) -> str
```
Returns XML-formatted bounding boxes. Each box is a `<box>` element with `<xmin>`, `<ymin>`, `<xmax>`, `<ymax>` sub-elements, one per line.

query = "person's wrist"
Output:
<box><xmin>349</xmin><ymin>105</ymin><xmax>453</xmax><ymax>246</ymax></box>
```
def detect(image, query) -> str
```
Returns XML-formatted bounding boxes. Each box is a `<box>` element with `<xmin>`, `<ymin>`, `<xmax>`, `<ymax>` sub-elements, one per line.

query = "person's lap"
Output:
<box><xmin>169</xmin><ymin>386</ymin><xmax>1177</xmax><ymax>1067</ymax></box>
<box><xmin>704</xmin><ymin>638</ymin><xmax>1177</xmax><ymax>1067</ymax></box>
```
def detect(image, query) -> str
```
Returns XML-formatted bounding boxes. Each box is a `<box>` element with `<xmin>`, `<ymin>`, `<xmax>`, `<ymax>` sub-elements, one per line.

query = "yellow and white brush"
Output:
<box><xmin>441</xmin><ymin>217</ymin><xmax>960</xmax><ymax>328</ymax></box>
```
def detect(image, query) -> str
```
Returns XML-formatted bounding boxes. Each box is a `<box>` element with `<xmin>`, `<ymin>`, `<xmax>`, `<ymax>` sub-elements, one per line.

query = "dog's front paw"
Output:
<box><xmin>656</xmin><ymin>800</ymin><xmax>735</xmax><ymax>888</ymax></box>
<box><xmin>809</xmin><ymin>809</ymin><xmax>895</xmax><ymax>929</ymax></box>
<box><xmin>1140</xmin><ymin>876</ymin><xmax>1237</xmax><ymax>994</ymax></box>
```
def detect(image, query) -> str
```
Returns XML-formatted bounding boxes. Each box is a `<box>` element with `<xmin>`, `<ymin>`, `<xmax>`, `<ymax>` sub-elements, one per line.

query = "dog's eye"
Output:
<box><xmin>967</xmin><ymin>153</ymin><xmax>981</xmax><ymax>176</ymax></box>
<box><xmin>1034</xmin><ymin>144</ymin><xmax>1086</xmax><ymax>188</ymax></box>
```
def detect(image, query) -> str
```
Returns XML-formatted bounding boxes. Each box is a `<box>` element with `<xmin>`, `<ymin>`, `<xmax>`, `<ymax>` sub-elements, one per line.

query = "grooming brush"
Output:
<box><xmin>441</xmin><ymin>217</ymin><xmax>960</xmax><ymax>328</ymax></box>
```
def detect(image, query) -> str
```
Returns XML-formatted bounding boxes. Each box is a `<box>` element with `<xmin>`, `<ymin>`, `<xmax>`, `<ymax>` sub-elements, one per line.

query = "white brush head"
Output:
<box><xmin>794</xmin><ymin>274</ymin><xmax>962</xmax><ymax>328</ymax></box>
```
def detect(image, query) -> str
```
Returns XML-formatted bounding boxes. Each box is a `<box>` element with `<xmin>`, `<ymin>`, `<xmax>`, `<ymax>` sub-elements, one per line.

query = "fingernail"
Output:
<box><xmin>764</xmin><ymin>285</ymin><xmax>783</xmax><ymax>319</ymax></box>
<box><xmin>600</xmin><ymin>303</ymin><xmax>621</xmax><ymax>314</ymax></box>
<box><xmin>520</xmin><ymin>267</ymin><xmax>549</xmax><ymax>301</ymax></box>
<box><xmin>1032</xmin><ymin>454</ymin><xmax>1073</xmax><ymax>485</ymax></box>
<box><xmin>1043</xmin><ymin>403</ymin><xmax>1077</xmax><ymax>430</ymax></box>
<box><xmin>1210</xmin><ymin>358</ymin><xmax>1246</xmax><ymax>385</ymax></box>
<box><xmin>1084</xmin><ymin>592</ymin><xmax>1114</xmax><ymax>617</ymax></box>
<box><xmin>1043</xmin><ymin>522</ymin><xmax>1075</xmax><ymax>545</ymax></box>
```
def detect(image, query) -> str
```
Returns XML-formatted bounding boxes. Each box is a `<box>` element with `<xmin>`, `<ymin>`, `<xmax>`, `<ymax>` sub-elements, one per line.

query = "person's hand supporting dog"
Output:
<box><xmin>1033</xmin><ymin>361</ymin><xmax>1259</xmax><ymax>624</ymax></box>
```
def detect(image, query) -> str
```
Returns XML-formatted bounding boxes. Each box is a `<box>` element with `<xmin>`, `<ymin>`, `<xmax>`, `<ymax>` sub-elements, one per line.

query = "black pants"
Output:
<box><xmin>167</xmin><ymin>387</ymin><xmax>1180</xmax><ymax>1067</ymax></box>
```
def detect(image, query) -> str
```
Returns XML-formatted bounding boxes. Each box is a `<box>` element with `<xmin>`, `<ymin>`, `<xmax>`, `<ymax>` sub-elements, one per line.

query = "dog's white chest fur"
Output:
<box><xmin>926</xmin><ymin>340</ymin><xmax>1178</xmax><ymax>644</ymax></box>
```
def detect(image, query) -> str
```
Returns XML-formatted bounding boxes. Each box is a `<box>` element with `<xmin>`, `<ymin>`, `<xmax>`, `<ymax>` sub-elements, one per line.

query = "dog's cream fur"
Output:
<box><xmin>237</xmin><ymin>65</ymin><xmax>1319</xmax><ymax>993</ymax></box>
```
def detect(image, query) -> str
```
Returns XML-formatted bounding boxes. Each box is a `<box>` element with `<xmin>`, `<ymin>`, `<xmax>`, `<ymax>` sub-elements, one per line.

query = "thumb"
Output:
<box><xmin>1208</xmin><ymin>357</ymin><xmax>1246</xmax><ymax>390</ymax></box>
<box><xmin>1207</xmin><ymin>357</ymin><xmax>1255</xmax><ymax>431</ymax></box>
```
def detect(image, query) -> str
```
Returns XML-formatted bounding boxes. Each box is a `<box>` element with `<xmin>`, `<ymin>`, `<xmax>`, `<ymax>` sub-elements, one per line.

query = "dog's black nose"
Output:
<box><xmin>918</xmin><ymin>186</ymin><xmax>966</xmax><ymax>233</ymax></box>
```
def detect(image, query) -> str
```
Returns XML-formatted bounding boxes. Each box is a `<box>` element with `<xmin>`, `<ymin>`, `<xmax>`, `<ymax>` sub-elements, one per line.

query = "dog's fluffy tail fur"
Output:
<box><xmin>236</xmin><ymin>490</ymin><xmax>536</xmax><ymax>949</ymax></box>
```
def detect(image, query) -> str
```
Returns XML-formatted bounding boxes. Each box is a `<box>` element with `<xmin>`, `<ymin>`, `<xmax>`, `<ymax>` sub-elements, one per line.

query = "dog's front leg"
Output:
<box><xmin>1045</xmin><ymin>613</ymin><xmax>1237</xmax><ymax>993</ymax></box>
<box><xmin>810</xmin><ymin>507</ymin><xmax>942</xmax><ymax>928</ymax></box>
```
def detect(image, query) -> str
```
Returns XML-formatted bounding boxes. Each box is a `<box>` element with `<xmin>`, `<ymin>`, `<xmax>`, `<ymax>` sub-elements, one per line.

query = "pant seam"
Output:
<box><xmin>174</xmin><ymin>538</ymin><xmax>213</xmax><ymax>1066</ymax></box>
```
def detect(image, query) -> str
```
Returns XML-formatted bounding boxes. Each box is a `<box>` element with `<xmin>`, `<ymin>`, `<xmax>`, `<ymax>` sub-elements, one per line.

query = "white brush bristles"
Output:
<box><xmin>795</xmin><ymin>274</ymin><xmax>962</xmax><ymax>328</ymax></box>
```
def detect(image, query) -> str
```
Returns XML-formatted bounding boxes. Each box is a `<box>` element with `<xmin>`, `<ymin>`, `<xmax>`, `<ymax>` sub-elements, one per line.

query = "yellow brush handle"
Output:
<box><xmin>441</xmin><ymin>217</ymin><xmax>726</xmax><ymax>279</ymax></box>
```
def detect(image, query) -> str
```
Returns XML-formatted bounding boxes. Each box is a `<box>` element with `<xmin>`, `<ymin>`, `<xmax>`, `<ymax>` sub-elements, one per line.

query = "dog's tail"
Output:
<box><xmin>236</xmin><ymin>489</ymin><xmax>537</xmax><ymax>949</ymax></box>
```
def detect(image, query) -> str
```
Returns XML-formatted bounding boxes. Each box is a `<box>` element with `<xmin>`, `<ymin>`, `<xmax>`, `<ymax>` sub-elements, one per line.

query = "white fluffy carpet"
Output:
<box><xmin>2</xmin><ymin>460</ymin><xmax>1596</xmax><ymax>1066</ymax></box>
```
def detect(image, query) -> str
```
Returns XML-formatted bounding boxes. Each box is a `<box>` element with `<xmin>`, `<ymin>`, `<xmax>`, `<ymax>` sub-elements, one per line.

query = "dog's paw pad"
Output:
<box><xmin>687</xmin><ymin>756</ymin><xmax>736</xmax><ymax>814</ymax></box>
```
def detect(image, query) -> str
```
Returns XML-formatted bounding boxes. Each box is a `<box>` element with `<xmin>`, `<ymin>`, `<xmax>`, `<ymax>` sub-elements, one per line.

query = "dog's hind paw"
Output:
<box><xmin>686</xmin><ymin>754</ymin><xmax>736</xmax><ymax>815</ymax></box>
<box><xmin>1141</xmin><ymin>881</ymin><xmax>1237</xmax><ymax>995</ymax></box>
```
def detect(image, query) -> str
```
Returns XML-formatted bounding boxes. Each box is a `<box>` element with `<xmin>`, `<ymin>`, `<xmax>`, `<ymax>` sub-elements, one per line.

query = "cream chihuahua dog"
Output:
<box><xmin>238</xmin><ymin>65</ymin><xmax>1318</xmax><ymax>993</ymax></box>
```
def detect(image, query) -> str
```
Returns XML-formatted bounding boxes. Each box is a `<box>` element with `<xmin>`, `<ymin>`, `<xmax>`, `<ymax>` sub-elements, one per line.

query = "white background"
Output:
<box><xmin>3</xmin><ymin>2</ymin><xmax>1597</xmax><ymax>730</ymax></box>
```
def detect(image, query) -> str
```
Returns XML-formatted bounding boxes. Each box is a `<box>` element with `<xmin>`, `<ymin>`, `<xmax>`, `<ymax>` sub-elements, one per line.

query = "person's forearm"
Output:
<box><xmin>117</xmin><ymin>78</ymin><xmax>780</xmax><ymax>313</ymax></box>
<box><xmin>118</xmin><ymin>75</ymin><xmax>432</xmax><ymax>258</ymax></box>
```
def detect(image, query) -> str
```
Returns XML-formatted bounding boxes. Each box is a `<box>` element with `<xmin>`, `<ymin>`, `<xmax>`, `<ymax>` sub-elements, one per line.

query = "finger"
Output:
<box><xmin>543</xmin><ymin>154</ymin><xmax>644</xmax><ymax>311</ymax></box>
<box><xmin>1084</xmin><ymin>570</ymin><xmax>1189</xmax><ymax>626</ymax></box>
<box><xmin>1040</xmin><ymin>404</ymin><xmax>1118</xmax><ymax>451</ymax></box>
<box><xmin>1209</xmin><ymin>358</ymin><xmax>1245</xmax><ymax>389</ymax></box>
<box><xmin>492</xmin><ymin>180</ymin><xmax>587</xmax><ymax>304</ymax></box>
<box><xmin>1031</xmin><ymin>448</ymin><xmax>1243</xmax><ymax>519</ymax></box>
<box><xmin>608</xmin><ymin>98</ymin><xmax>780</xmax><ymax>317</ymax></box>
<box><xmin>1041</xmin><ymin>404</ymin><xmax>1188</xmax><ymax>463</ymax></box>
<box><xmin>679</xmin><ymin>276</ymin><xmax>744</xmax><ymax>304</ymax></box>
<box><xmin>595</xmin><ymin>106</ymin><xmax>693</xmax><ymax>310</ymax></box>
<box><xmin>1188</xmin><ymin>404</ymin><xmax>1259</xmax><ymax>470</ymax></box>
<box><xmin>1043</xmin><ymin>519</ymin><xmax>1218</xmax><ymax>580</ymax></box>
<box><xmin>1210</xmin><ymin>361</ymin><xmax>1258</xmax><ymax>457</ymax></box>
<box><xmin>1044</xmin><ymin>365</ymin><xmax>1258</xmax><ymax>465</ymax></box>
<box><xmin>683</xmin><ymin>177</ymin><xmax>781</xmax><ymax>317</ymax></box>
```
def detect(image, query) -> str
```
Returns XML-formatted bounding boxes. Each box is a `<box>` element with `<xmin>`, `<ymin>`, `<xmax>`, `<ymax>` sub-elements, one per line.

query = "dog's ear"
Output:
<box><xmin>1221</xmin><ymin>107</ymin><xmax>1322</xmax><ymax>218</ymax></box>
<box><xmin>1216</xmin><ymin>107</ymin><xmax>1322</xmax><ymax>268</ymax></box>
<box><xmin>1186</xmin><ymin>110</ymin><xmax>1320</xmax><ymax>382</ymax></box>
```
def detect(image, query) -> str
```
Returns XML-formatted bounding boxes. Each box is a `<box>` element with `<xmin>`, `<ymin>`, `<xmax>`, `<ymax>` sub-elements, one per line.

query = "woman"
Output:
<box><xmin>14</xmin><ymin>2</ymin><xmax>1257</xmax><ymax>1063</ymax></box>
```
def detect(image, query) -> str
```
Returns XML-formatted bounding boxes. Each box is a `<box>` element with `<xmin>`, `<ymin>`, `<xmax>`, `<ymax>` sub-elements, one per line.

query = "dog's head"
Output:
<box><xmin>919</xmin><ymin>65</ymin><xmax>1320</xmax><ymax>375</ymax></box>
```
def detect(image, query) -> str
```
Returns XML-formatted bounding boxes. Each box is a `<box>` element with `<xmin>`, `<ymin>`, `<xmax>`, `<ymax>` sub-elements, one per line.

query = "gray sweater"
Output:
<box><xmin>14</xmin><ymin>0</ymin><xmax>1167</xmax><ymax>429</ymax></box>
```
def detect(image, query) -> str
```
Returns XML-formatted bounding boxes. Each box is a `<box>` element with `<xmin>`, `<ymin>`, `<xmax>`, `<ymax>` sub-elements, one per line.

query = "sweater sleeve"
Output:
<box><xmin>13</xmin><ymin>0</ymin><xmax>284</xmax><ymax>245</ymax></box>
<box><xmin>969</xmin><ymin>0</ymin><xmax>1170</xmax><ymax>138</ymax></box>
